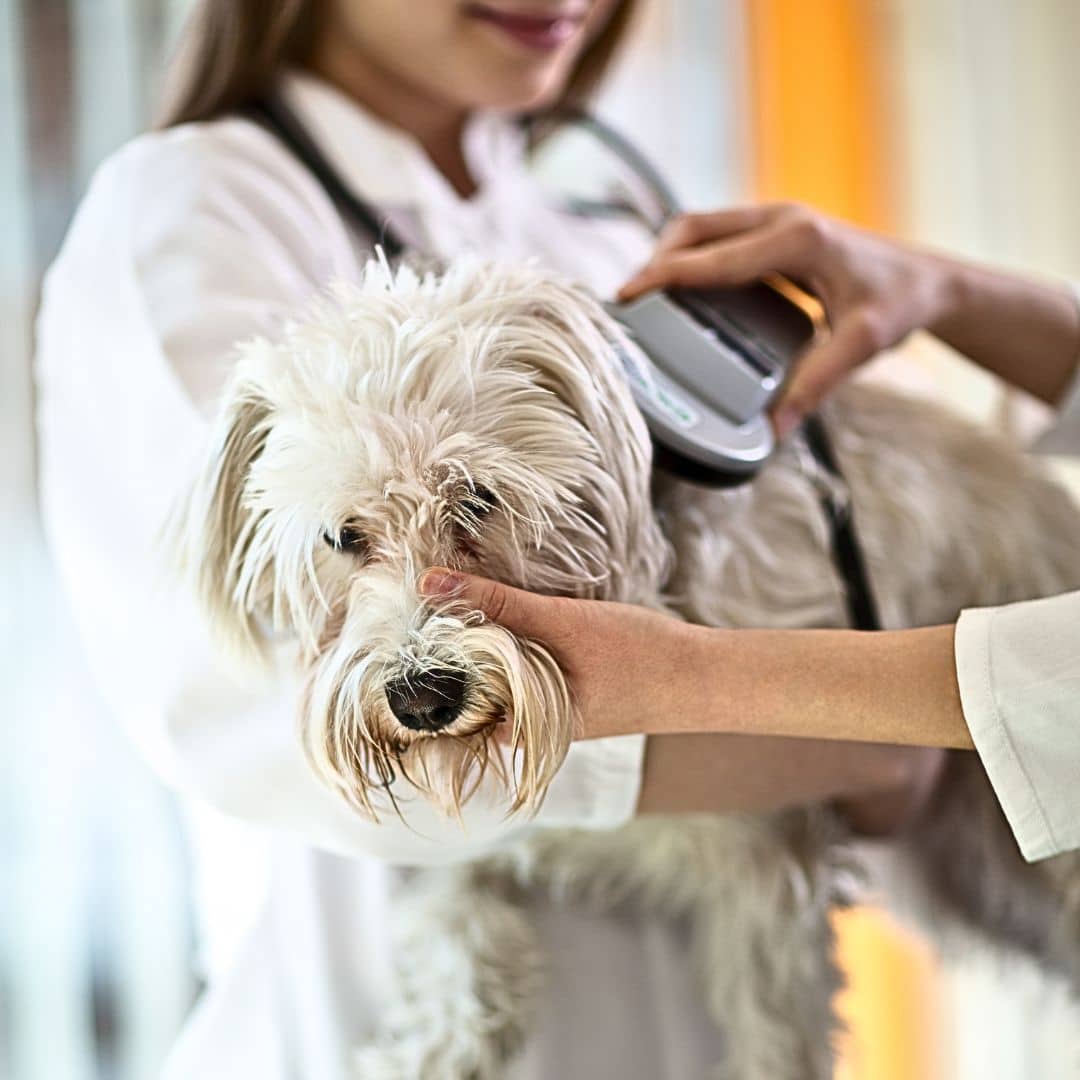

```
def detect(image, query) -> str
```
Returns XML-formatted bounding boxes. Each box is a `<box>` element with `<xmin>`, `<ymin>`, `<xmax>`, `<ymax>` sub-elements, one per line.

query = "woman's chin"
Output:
<box><xmin>451</xmin><ymin>49</ymin><xmax>578</xmax><ymax>111</ymax></box>
<box><xmin>461</xmin><ymin>60</ymin><xmax>577</xmax><ymax>112</ymax></box>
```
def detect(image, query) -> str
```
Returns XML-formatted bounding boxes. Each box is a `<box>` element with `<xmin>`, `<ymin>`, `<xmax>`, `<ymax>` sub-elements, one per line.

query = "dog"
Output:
<box><xmin>179</xmin><ymin>256</ymin><xmax>1080</xmax><ymax>1079</ymax></box>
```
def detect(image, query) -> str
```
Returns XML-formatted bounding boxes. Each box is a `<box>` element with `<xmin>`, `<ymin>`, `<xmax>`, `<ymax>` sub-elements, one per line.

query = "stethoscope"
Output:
<box><xmin>245</xmin><ymin>95</ymin><xmax>682</xmax><ymax>254</ymax></box>
<box><xmin>244</xmin><ymin>93</ymin><xmax>882</xmax><ymax>632</ymax></box>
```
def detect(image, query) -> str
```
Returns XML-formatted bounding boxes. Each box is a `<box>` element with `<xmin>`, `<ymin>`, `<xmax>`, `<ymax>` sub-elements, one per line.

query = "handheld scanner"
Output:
<box><xmin>604</xmin><ymin>282</ymin><xmax>817</xmax><ymax>486</ymax></box>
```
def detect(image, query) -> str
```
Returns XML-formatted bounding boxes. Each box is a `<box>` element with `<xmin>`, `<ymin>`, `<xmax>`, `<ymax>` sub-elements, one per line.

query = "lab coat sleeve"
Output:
<box><xmin>35</xmin><ymin>128</ymin><xmax>646</xmax><ymax>867</ymax></box>
<box><xmin>955</xmin><ymin>288</ymin><xmax>1080</xmax><ymax>862</ymax></box>
<box><xmin>955</xmin><ymin>594</ymin><xmax>1080</xmax><ymax>862</ymax></box>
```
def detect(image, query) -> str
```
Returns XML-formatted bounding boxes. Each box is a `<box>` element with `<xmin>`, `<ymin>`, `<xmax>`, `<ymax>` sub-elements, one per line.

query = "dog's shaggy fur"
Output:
<box><xmin>180</xmin><ymin>257</ymin><xmax>1080</xmax><ymax>1079</ymax></box>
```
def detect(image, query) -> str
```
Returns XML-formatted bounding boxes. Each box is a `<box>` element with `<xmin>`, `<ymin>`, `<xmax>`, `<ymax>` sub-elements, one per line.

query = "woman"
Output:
<box><xmin>422</xmin><ymin>203</ymin><xmax>1080</xmax><ymax>864</ymax></box>
<box><xmin>36</xmin><ymin>3</ymin><xmax>936</xmax><ymax>1075</ymax></box>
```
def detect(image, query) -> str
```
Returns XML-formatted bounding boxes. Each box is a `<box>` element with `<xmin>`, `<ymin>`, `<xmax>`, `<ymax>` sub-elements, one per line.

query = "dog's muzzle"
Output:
<box><xmin>385</xmin><ymin>668</ymin><xmax>468</xmax><ymax>732</ymax></box>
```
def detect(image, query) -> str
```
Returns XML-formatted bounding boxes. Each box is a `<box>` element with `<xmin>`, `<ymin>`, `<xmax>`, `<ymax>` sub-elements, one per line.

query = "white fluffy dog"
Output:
<box><xmin>181</xmin><ymin>257</ymin><xmax>1080</xmax><ymax>1079</ymax></box>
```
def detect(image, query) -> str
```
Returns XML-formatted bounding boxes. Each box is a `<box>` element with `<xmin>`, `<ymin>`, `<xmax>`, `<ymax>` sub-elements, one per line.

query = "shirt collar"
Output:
<box><xmin>278</xmin><ymin>69</ymin><xmax>529</xmax><ymax>217</ymax></box>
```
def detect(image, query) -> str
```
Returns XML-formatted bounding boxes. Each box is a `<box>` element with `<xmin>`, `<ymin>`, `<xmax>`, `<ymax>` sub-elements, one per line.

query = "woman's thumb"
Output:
<box><xmin>418</xmin><ymin>568</ymin><xmax>557</xmax><ymax>641</ymax></box>
<box><xmin>771</xmin><ymin>311</ymin><xmax>885</xmax><ymax>438</ymax></box>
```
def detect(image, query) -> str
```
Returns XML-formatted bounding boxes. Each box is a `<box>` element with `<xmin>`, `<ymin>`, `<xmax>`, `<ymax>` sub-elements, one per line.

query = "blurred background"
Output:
<box><xmin>3</xmin><ymin>1</ymin><xmax>1080</xmax><ymax>1078</ymax></box>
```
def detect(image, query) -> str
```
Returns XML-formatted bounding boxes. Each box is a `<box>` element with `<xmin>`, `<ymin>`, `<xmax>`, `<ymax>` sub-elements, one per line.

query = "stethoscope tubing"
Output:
<box><xmin>246</xmin><ymin>94</ymin><xmax>680</xmax><ymax>257</ymax></box>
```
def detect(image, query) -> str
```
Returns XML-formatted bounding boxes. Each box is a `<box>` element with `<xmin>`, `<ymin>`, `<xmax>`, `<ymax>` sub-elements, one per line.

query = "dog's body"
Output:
<box><xmin>181</xmin><ymin>258</ymin><xmax>1080</xmax><ymax>1079</ymax></box>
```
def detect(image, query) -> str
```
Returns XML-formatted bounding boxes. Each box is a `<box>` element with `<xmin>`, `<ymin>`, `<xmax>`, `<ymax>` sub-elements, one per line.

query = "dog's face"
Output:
<box><xmin>180</xmin><ymin>258</ymin><xmax>669</xmax><ymax>819</ymax></box>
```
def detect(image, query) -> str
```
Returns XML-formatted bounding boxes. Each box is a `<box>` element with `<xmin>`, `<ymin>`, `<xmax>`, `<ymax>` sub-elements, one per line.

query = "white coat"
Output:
<box><xmin>955</xmin><ymin>356</ymin><xmax>1080</xmax><ymax>863</ymax></box>
<box><xmin>36</xmin><ymin>71</ymin><xmax>727</xmax><ymax>1078</ymax></box>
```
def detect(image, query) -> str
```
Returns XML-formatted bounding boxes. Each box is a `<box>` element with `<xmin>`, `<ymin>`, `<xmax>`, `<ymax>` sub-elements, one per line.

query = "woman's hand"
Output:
<box><xmin>619</xmin><ymin>203</ymin><xmax>956</xmax><ymax>437</ymax></box>
<box><xmin>418</xmin><ymin>567</ymin><xmax>705</xmax><ymax>741</ymax></box>
<box><xmin>620</xmin><ymin>203</ymin><xmax>1080</xmax><ymax>433</ymax></box>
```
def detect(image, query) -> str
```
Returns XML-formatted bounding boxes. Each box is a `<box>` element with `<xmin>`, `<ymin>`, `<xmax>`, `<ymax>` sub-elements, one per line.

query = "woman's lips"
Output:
<box><xmin>464</xmin><ymin>4</ymin><xmax>585</xmax><ymax>51</ymax></box>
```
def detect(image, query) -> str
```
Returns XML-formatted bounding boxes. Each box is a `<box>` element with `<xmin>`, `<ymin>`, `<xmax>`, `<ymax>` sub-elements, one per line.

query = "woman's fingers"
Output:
<box><xmin>419</xmin><ymin>569</ymin><xmax>574</xmax><ymax>744</ymax></box>
<box><xmin>418</xmin><ymin>568</ymin><xmax>568</xmax><ymax>647</ymax></box>
<box><xmin>771</xmin><ymin>307</ymin><xmax>894</xmax><ymax>437</ymax></box>
<box><xmin>613</xmin><ymin>201</ymin><xmax>933</xmax><ymax>434</ymax></box>
<box><xmin>652</xmin><ymin>205</ymin><xmax>777</xmax><ymax>258</ymax></box>
<box><xmin>619</xmin><ymin>223</ymin><xmax>797</xmax><ymax>300</ymax></box>
<box><xmin>619</xmin><ymin>204</ymin><xmax>826</xmax><ymax>301</ymax></box>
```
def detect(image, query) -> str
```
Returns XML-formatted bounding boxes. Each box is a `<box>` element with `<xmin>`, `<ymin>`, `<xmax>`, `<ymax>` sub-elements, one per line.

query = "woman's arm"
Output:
<box><xmin>419</xmin><ymin>570</ymin><xmax>952</xmax><ymax>827</ymax></box>
<box><xmin>673</xmin><ymin>623</ymin><xmax>971</xmax><ymax>749</ymax></box>
<box><xmin>420</xmin><ymin>571</ymin><xmax>969</xmax><ymax>748</ymax></box>
<box><xmin>636</xmin><ymin>734</ymin><xmax>944</xmax><ymax>835</ymax></box>
<box><xmin>926</xmin><ymin>257</ymin><xmax>1079</xmax><ymax>406</ymax></box>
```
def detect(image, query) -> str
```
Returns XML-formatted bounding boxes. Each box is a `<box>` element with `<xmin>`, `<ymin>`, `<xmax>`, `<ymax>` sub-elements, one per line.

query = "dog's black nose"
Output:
<box><xmin>385</xmin><ymin>669</ymin><xmax>467</xmax><ymax>732</ymax></box>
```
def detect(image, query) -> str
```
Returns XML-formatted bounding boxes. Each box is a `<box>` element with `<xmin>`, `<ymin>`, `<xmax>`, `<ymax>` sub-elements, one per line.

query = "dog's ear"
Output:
<box><xmin>511</xmin><ymin>276</ymin><xmax>671</xmax><ymax>599</ymax></box>
<box><xmin>520</xmin><ymin>277</ymin><xmax>648</xmax><ymax>447</ymax></box>
<box><xmin>176</xmin><ymin>370</ymin><xmax>275</xmax><ymax>657</ymax></box>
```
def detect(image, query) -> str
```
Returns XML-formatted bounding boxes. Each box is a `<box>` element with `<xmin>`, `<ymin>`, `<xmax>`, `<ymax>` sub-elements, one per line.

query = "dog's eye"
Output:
<box><xmin>323</xmin><ymin>524</ymin><xmax>370</xmax><ymax>558</ymax></box>
<box><xmin>465</xmin><ymin>485</ymin><xmax>497</xmax><ymax>517</ymax></box>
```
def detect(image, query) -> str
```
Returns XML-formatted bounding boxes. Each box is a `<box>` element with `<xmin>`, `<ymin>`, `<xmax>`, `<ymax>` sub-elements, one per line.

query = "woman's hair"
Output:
<box><xmin>158</xmin><ymin>0</ymin><xmax>639</xmax><ymax>128</ymax></box>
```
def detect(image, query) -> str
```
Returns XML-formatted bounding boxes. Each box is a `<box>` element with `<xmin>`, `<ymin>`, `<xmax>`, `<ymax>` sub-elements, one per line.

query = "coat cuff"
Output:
<box><xmin>955</xmin><ymin>608</ymin><xmax>1058</xmax><ymax>861</ymax></box>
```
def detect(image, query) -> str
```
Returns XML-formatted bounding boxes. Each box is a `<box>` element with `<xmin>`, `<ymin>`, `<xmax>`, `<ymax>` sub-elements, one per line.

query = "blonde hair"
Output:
<box><xmin>159</xmin><ymin>0</ymin><xmax>639</xmax><ymax>128</ymax></box>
